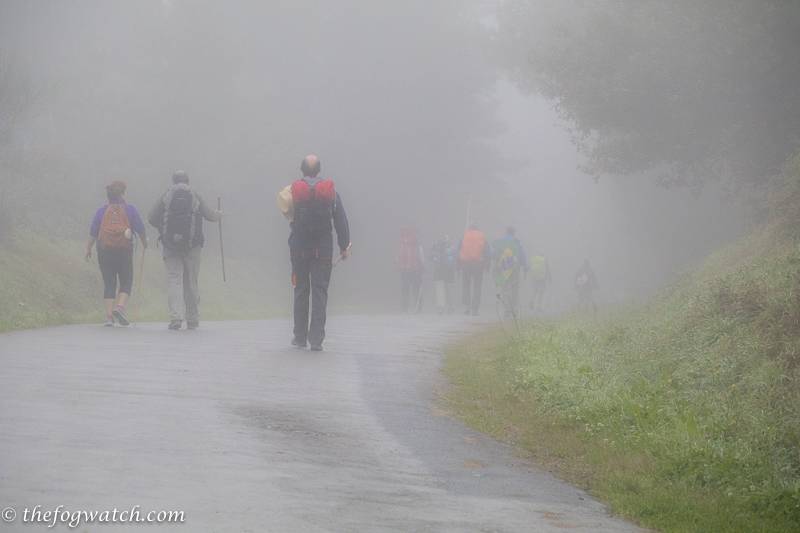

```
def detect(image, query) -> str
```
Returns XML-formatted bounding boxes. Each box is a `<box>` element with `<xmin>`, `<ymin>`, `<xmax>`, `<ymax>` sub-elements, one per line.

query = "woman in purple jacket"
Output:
<box><xmin>85</xmin><ymin>181</ymin><xmax>148</xmax><ymax>326</ymax></box>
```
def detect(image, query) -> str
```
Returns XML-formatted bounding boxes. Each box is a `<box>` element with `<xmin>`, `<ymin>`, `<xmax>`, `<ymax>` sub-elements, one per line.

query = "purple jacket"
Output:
<box><xmin>90</xmin><ymin>201</ymin><xmax>147</xmax><ymax>239</ymax></box>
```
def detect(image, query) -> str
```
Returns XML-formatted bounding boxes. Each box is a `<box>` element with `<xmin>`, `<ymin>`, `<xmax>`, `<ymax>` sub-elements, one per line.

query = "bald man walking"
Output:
<box><xmin>287</xmin><ymin>155</ymin><xmax>350</xmax><ymax>351</ymax></box>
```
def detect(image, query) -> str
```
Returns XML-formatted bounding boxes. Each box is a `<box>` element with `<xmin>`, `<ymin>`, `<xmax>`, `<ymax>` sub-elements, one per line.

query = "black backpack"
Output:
<box><xmin>163</xmin><ymin>189</ymin><xmax>197</xmax><ymax>251</ymax></box>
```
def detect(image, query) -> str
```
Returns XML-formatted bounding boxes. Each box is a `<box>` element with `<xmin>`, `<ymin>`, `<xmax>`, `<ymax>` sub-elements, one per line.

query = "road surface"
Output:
<box><xmin>0</xmin><ymin>316</ymin><xmax>640</xmax><ymax>532</ymax></box>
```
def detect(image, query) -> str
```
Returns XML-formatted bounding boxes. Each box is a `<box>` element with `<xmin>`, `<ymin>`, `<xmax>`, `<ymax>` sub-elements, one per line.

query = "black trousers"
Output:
<box><xmin>98</xmin><ymin>247</ymin><xmax>133</xmax><ymax>299</ymax></box>
<box><xmin>461</xmin><ymin>262</ymin><xmax>484</xmax><ymax>314</ymax></box>
<box><xmin>292</xmin><ymin>251</ymin><xmax>333</xmax><ymax>346</ymax></box>
<box><xmin>401</xmin><ymin>270</ymin><xmax>422</xmax><ymax>312</ymax></box>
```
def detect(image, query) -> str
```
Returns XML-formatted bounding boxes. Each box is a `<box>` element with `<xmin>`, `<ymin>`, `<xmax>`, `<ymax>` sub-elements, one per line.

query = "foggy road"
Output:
<box><xmin>0</xmin><ymin>317</ymin><xmax>640</xmax><ymax>532</ymax></box>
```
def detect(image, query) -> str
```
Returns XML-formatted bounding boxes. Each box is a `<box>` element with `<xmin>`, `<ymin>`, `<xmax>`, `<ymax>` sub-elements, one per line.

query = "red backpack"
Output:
<box><xmin>98</xmin><ymin>204</ymin><xmax>132</xmax><ymax>249</ymax></box>
<box><xmin>398</xmin><ymin>228</ymin><xmax>422</xmax><ymax>271</ymax></box>
<box><xmin>291</xmin><ymin>178</ymin><xmax>336</xmax><ymax>238</ymax></box>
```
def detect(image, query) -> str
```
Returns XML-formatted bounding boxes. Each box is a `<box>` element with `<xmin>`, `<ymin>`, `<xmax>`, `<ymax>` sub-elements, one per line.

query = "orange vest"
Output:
<box><xmin>459</xmin><ymin>229</ymin><xmax>486</xmax><ymax>263</ymax></box>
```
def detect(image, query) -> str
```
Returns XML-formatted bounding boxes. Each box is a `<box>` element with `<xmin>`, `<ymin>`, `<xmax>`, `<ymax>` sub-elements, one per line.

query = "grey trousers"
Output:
<box><xmin>434</xmin><ymin>280</ymin><xmax>453</xmax><ymax>313</ymax></box>
<box><xmin>163</xmin><ymin>246</ymin><xmax>202</xmax><ymax>322</ymax></box>
<box><xmin>401</xmin><ymin>270</ymin><xmax>422</xmax><ymax>313</ymax></box>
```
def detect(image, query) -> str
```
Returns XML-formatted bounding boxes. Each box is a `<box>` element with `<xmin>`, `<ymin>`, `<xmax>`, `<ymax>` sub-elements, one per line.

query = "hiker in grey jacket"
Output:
<box><xmin>148</xmin><ymin>170</ymin><xmax>221</xmax><ymax>330</ymax></box>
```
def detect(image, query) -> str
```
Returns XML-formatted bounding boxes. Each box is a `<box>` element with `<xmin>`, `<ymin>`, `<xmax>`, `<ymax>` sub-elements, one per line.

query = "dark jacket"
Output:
<box><xmin>575</xmin><ymin>263</ymin><xmax>598</xmax><ymax>292</ymax></box>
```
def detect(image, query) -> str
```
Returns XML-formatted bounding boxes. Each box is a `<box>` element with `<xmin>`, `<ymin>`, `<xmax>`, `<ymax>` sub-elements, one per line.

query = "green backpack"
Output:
<box><xmin>493</xmin><ymin>237</ymin><xmax>522</xmax><ymax>286</ymax></box>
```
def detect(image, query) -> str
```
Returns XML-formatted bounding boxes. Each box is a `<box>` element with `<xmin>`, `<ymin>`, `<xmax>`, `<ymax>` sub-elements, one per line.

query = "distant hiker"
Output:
<box><xmin>492</xmin><ymin>227</ymin><xmax>528</xmax><ymax>319</ymax></box>
<box><xmin>574</xmin><ymin>258</ymin><xmax>598</xmax><ymax>314</ymax></box>
<box><xmin>85</xmin><ymin>180</ymin><xmax>148</xmax><ymax>327</ymax></box>
<box><xmin>148</xmin><ymin>170</ymin><xmax>221</xmax><ymax>330</ymax></box>
<box><xmin>430</xmin><ymin>234</ymin><xmax>456</xmax><ymax>314</ymax></box>
<box><xmin>287</xmin><ymin>154</ymin><xmax>350</xmax><ymax>351</ymax></box>
<box><xmin>398</xmin><ymin>227</ymin><xmax>424</xmax><ymax>313</ymax></box>
<box><xmin>458</xmin><ymin>224</ymin><xmax>489</xmax><ymax>316</ymax></box>
<box><xmin>529</xmin><ymin>251</ymin><xmax>552</xmax><ymax>313</ymax></box>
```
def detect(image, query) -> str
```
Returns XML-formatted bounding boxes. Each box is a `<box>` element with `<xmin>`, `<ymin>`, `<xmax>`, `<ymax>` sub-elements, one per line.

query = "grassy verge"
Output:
<box><xmin>0</xmin><ymin>231</ymin><xmax>284</xmax><ymax>332</ymax></box>
<box><xmin>444</xmin><ymin>223</ymin><xmax>800</xmax><ymax>532</ymax></box>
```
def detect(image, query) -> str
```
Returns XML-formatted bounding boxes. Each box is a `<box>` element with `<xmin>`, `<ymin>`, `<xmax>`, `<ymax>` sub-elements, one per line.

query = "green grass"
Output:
<box><xmin>444</xmin><ymin>224</ymin><xmax>800</xmax><ymax>530</ymax></box>
<box><xmin>0</xmin><ymin>231</ymin><xmax>284</xmax><ymax>332</ymax></box>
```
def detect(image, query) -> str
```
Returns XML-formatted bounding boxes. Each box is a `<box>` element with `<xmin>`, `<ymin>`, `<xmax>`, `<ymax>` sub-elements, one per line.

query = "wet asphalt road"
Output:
<box><xmin>0</xmin><ymin>316</ymin><xmax>641</xmax><ymax>532</ymax></box>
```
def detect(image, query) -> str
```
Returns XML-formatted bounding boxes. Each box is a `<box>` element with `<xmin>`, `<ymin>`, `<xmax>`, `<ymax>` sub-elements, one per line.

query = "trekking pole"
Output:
<box><xmin>217</xmin><ymin>196</ymin><xmax>227</xmax><ymax>283</ymax></box>
<box><xmin>138</xmin><ymin>243</ymin><xmax>146</xmax><ymax>289</ymax></box>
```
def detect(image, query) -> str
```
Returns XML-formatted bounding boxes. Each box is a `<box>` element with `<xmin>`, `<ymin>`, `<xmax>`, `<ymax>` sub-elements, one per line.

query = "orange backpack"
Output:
<box><xmin>459</xmin><ymin>229</ymin><xmax>486</xmax><ymax>263</ymax></box>
<box><xmin>98</xmin><ymin>204</ymin><xmax>131</xmax><ymax>249</ymax></box>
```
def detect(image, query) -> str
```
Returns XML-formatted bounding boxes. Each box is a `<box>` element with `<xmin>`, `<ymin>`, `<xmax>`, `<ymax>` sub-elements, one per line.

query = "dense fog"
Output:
<box><xmin>1</xmin><ymin>0</ymin><xmax>781</xmax><ymax>314</ymax></box>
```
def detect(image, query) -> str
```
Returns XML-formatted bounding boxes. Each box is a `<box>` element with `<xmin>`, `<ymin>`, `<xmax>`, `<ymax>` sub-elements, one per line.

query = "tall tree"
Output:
<box><xmin>498</xmin><ymin>0</ymin><xmax>800</xmax><ymax>187</ymax></box>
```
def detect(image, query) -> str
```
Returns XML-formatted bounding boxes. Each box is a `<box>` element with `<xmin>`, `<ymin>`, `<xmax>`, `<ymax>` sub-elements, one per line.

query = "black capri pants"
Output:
<box><xmin>97</xmin><ymin>247</ymin><xmax>134</xmax><ymax>299</ymax></box>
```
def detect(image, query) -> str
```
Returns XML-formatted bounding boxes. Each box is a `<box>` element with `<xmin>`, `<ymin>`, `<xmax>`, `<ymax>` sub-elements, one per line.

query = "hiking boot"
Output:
<box><xmin>187</xmin><ymin>321</ymin><xmax>199</xmax><ymax>330</ymax></box>
<box><xmin>168</xmin><ymin>320</ymin><xmax>182</xmax><ymax>330</ymax></box>
<box><xmin>292</xmin><ymin>337</ymin><xmax>308</xmax><ymax>349</ymax></box>
<box><xmin>309</xmin><ymin>344</ymin><xmax>323</xmax><ymax>352</ymax></box>
<box><xmin>112</xmin><ymin>306</ymin><xmax>130</xmax><ymax>326</ymax></box>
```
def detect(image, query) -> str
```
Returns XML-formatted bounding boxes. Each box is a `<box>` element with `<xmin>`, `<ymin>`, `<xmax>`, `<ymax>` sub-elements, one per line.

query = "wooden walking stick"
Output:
<box><xmin>218</xmin><ymin>196</ymin><xmax>227</xmax><ymax>282</ymax></box>
<box><xmin>137</xmin><ymin>242</ymin><xmax>146</xmax><ymax>287</ymax></box>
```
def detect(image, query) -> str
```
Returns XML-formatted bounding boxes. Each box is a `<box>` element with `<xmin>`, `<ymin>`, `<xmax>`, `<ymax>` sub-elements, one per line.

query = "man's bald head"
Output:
<box><xmin>301</xmin><ymin>154</ymin><xmax>321</xmax><ymax>177</ymax></box>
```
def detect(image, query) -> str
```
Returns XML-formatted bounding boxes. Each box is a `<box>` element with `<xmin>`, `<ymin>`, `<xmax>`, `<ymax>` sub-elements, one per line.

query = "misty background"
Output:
<box><xmin>0</xmin><ymin>0</ymin><xmax>772</xmax><ymax>315</ymax></box>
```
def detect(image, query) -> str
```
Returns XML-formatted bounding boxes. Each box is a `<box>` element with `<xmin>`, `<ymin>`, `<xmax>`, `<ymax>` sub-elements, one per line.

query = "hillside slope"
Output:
<box><xmin>0</xmin><ymin>232</ymin><xmax>284</xmax><ymax>332</ymax></box>
<box><xmin>444</xmin><ymin>157</ymin><xmax>800</xmax><ymax>532</ymax></box>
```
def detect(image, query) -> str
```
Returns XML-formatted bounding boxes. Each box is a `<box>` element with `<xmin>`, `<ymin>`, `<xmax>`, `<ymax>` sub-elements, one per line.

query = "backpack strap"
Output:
<box><xmin>314</xmin><ymin>179</ymin><xmax>336</xmax><ymax>203</ymax></box>
<box><xmin>160</xmin><ymin>188</ymin><xmax>174</xmax><ymax>237</ymax></box>
<box><xmin>291</xmin><ymin>180</ymin><xmax>312</xmax><ymax>203</ymax></box>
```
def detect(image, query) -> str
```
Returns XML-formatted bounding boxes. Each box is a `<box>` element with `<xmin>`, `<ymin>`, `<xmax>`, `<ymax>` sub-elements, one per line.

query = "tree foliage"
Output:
<box><xmin>499</xmin><ymin>0</ymin><xmax>800</xmax><ymax>187</ymax></box>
